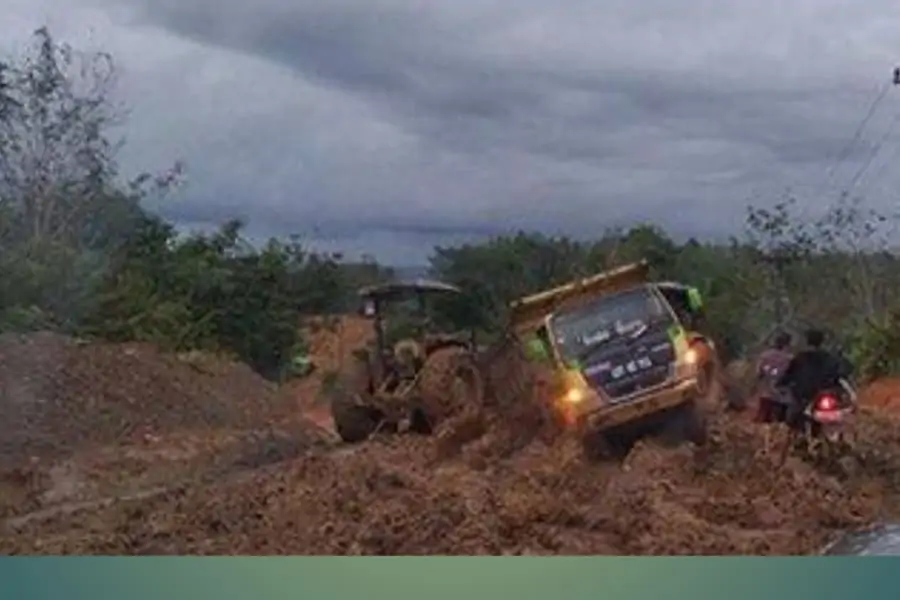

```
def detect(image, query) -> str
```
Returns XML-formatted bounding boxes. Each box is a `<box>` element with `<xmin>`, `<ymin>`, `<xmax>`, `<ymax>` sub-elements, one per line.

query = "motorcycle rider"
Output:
<box><xmin>755</xmin><ymin>331</ymin><xmax>793</xmax><ymax>423</ymax></box>
<box><xmin>777</xmin><ymin>328</ymin><xmax>849</xmax><ymax>429</ymax></box>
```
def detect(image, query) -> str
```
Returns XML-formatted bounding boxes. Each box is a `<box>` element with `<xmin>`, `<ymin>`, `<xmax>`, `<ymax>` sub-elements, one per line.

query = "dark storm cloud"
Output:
<box><xmin>9</xmin><ymin>0</ymin><xmax>900</xmax><ymax>261</ymax></box>
<box><xmin>119</xmin><ymin>0</ymin><xmax>836</xmax><ymax>162</ymax></box>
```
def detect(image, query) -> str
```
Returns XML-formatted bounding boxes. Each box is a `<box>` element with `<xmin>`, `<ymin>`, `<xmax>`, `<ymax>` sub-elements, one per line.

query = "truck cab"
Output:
<box><xmin>512</xmin><ymin>261</ymin><xmax>712</xmax><ymax>454</ymax></box>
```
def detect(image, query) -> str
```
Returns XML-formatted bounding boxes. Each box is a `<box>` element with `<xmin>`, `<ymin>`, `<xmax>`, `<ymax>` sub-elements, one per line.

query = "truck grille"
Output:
<box><xmin>579</xmin><ymin>326</ymin><xmax>676</xmax><ymax>401</ymax></box>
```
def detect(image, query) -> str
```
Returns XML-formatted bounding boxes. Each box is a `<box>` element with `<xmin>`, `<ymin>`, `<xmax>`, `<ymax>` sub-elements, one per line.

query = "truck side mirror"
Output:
<box><xmin>524</xmin><ymin>336</ymin><xmax>551</xmax><ymax>362</ymax></box>
<box><xmin>687</xmin><ymin>286</ymin><xmax>704</xmax><ymax>313</ymax></box>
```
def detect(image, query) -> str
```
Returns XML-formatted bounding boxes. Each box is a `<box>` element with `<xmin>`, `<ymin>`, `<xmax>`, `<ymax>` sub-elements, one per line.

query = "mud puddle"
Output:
<box><xmin>825</xmin><ymin>524</ymin><xmax>900</xmax><ymax>555</ymax></box>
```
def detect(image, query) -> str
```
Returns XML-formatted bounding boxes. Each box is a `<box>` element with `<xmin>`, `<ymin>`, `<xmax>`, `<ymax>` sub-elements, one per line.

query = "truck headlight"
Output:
<box><xmin>563</xmin><ymin>387</ymin><xmax>585</xmax><ymax>404</ymax></box>
<box><xmin>684</xmin><ymin>347</ymin><xmax>699</xmax><ymax>366</ymax></box>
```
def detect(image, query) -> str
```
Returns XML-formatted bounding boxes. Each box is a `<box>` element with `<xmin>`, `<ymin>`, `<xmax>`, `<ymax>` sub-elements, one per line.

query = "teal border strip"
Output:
<box><xmin>0</xmin><ymin>557</ymin><xmax>896</xmax><ymax>600</ymax></box>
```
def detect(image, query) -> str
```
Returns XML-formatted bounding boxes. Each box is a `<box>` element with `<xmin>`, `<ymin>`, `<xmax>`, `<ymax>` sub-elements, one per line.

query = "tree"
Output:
<box><xmin>0</xmin><ymin>28</ymin><xmax>182</xmax><ymax>331</ymax></box>
<box><xmin>0</xmin><ymin>28</ymin><xmax>355</xmax><ymax>380</ymax></box>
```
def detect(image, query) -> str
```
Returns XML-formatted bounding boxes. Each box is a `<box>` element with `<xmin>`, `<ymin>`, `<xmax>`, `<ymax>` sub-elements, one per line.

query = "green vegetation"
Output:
<box><xmin>3</xmin><ymin>29</ymin><xmax>900</xmax><ymax>383</ymax></box>
<box><xmin>0</xmin><ymin>29</ymin><xmax>392</xmax><ymax>380</ymax></box>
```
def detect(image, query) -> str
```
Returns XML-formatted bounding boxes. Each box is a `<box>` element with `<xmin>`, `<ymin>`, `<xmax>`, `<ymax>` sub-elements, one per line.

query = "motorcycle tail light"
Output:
<box><xmin>815</xmin><ymin>394</ymin><xmax>838</xmax><ymax>412</ymax></box>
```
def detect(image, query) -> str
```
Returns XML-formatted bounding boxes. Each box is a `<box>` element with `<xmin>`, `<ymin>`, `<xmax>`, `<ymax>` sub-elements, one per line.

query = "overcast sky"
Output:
<box><xmin>4</xmin><ymin>0</ymin><xmax>900</xmax><ymax>263</ymax></box>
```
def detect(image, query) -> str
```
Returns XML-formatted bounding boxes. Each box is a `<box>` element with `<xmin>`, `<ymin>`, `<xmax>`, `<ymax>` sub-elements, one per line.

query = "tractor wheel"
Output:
<box><xmin>327</xmin><ymin>359</ymin><xmax>383</xmax><ymax>443</ymax></box>
<box><xmin>331</xmin><ymin>392</ymin><xmax>382</xmax><ymax>443</ymax></box>
<box><xmin>417</xmin><ymin>347</ymin><xmax>484</xmax><ymax>432</ymax></box>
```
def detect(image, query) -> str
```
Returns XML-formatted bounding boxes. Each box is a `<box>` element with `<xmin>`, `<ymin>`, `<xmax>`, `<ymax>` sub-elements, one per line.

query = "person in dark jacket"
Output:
<box><xmin>777</xmin><ymin>329</ymin><xmax>848</xmax><ymax>427</ymax></box>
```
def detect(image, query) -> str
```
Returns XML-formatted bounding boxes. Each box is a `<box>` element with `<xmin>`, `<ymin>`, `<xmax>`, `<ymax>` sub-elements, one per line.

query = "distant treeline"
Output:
<box><xmin>4</xmin><ymin>28</ymin><xmax>900</xmax><ymax>382</ymax></box>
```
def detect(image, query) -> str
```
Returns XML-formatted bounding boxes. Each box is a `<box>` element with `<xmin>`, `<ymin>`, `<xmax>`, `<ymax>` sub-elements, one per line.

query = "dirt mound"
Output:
<box><xmin>0</xmin><ymin>332</ymin><xmax>336</xmax><ymax>520</ymax></box>
<box><xmin>288</xmin><ymin>316</ymin><xmax>375</xmax><ymax>433</ymax></box>
<box><xmin>858</xmin><ymin>378</ymin><xmax>900</xmax><ymax>418</ymax></box>
<box><xmin>0</xmin><ymin>332</ymin><xmax>311</xmax><ymax>465</ymax></box>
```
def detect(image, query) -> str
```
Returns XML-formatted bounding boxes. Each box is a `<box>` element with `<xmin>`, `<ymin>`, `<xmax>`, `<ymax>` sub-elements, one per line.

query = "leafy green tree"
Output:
<box><xmin>0</xmin><ymin>28</ymin><xmax>180</xmax><ymax>331</ymax></box>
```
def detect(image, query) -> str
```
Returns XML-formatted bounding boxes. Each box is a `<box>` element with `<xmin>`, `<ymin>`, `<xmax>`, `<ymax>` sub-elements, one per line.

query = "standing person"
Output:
<box><xmin>755</xmin><ymin>331</ymin><xmax>793</xmax><ymax>423</ymax></box>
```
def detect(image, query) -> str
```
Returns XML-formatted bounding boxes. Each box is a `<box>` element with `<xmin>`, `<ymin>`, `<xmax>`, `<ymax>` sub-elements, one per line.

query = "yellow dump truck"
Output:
<box><xmin>511</xmin><ymin>260</ymin><xmax>716</xmax><ymax>456</ymax></box>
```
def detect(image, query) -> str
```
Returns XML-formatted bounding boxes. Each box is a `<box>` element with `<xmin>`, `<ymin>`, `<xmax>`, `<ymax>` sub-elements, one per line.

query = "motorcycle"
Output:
<box><xmin>782</xmin><ymin>377</ymin><xmax>857</xmax><ymax>463</ymax></box>
<box><xmin>800</xmin><ymin>378</ymin><xmax>857</xmax><ymax>443</ymax></box>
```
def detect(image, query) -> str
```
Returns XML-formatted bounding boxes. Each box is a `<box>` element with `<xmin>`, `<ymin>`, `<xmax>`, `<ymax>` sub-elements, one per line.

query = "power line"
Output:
<box><xmin>795</xmin><ymin>71</ymin><xmax>898</xmax><ymax>221</ymax></box>
<box><xmin>844</xmin><ymin>106</ymin><xmax>900</xmax><ymax>194</ymax></box>
<box><xmin>839</xmin><ymin>70</ymin><xmax>900</xmax><ymax>195</ymax></box>
<box><xmin>851</xmin><ymin>122</ymin><xmax>900</xmax><ymax>200</ymax></box>
<box><xmin>737</xmin><ymin>69</ymin><xmax>897</xmax><ymax>228</ymax></box>
<box><xmin>825</xmin><ymin>81</ymin><xmax>891</xmax><ymax>181</ymax></box>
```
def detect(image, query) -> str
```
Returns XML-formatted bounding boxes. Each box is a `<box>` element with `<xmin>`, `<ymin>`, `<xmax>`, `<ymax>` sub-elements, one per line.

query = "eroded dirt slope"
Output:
<box><xmin>0</xmin><ymin>331</ymin><xmax>331</xmax><ymax>519</ymax></box>
<box><xmin>0</xmin><ymin>332</ymin><xmax>304</xmax><ymax>462</ymax></box>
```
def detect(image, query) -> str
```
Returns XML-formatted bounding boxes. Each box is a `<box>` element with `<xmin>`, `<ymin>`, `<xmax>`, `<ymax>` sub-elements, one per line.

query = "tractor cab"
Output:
<box><xmin>356</xmin><ymin>279</ymin><xmax>477</xmax><ymax>393</ymax></box>
<box><xmin>329</xmin><ymin>278</ymin><xmax>483</xmax><ymax>443</ymax></box>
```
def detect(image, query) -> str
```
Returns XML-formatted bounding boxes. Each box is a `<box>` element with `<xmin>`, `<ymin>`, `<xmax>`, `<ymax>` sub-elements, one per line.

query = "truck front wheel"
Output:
<box><xmin>660</xmin><ymin>401</ymin><xmax>707</xmax><ymax>447</ymax></box>
<box><xmin>581</xmin><ymin>428</ymin><xmax>636</xmax><ymax>461</ymax></box>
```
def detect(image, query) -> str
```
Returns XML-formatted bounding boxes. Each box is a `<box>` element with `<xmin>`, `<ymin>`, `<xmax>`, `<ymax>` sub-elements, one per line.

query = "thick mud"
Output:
<box><xmin>2</xmin><ymin>327</ymin><xmax>900</xmax><ymax>555</ymax></box>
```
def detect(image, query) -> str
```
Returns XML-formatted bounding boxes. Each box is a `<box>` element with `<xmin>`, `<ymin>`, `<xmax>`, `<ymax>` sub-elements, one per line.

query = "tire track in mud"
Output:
<box><xmin>4</xmin><ymin>485</ymin><xmax>173</xmax><ymax>533</ymax></box>
<box><xmin>0</xmin><ymin>422</ymin><xmax>365</xmax><ymax>535</ymax></box>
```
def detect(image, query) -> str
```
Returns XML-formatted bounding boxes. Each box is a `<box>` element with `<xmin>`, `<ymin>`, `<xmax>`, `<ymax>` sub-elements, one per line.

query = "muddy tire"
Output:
<box><xmin>330</xmin><ymin>392</ymin><xmax>382</xmax><ymax>443</ymax></box>
<box><xmin>327</xmin><ymin>357</ymin><xmax>382</xmax><ymax>443</ymax></box>
<box><xmin>581</xmin><ymin>428</ymin><xmax>634</xmax><ymax>461</ymax></box>
<box><xmin>697</xmin><ymin>361</ymin><xmax>726</xmax><ymax>412</ymax></box>
<box><xmin>418</xmin><ymin>349</ymin><xmax>483</xmax><ymax>431</ymax></box>
<box><xmin>660</xmin><ymin>401</ymin><xmax>707</xmax><ymax>447</ymax></box>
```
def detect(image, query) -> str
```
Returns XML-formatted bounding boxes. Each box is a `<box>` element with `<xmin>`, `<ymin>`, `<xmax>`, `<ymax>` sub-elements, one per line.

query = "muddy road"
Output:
<box><xmin>3</xmin><ymin>327</ymin><xmax>900</xmax><ymax>555</ymax></box>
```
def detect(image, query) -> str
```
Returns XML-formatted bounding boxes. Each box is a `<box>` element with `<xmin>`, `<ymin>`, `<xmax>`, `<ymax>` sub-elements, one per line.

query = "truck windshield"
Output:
<box><xmin>549</xmin><ymin>286</ymin><xmax>673</xmax><ymax>363</ymax></box>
